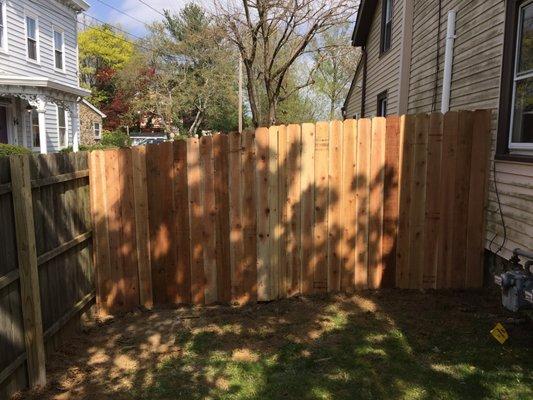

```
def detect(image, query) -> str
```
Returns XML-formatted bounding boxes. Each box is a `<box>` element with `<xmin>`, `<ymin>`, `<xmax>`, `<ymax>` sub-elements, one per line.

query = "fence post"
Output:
<box><xmin>9</xmin><ymin>155</ymin><xmax>46</xmax><ymax>388</ymax></box>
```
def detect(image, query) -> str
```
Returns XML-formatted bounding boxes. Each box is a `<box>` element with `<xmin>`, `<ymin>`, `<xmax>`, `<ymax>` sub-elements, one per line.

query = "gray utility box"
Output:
<box><xmin>494</xmin><ymin>270</ymin><xmax>533</xmax><ymax>312</ymax></box>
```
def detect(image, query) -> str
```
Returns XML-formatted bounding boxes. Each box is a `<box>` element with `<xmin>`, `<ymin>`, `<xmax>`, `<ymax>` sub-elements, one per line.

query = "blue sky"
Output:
<box><xmin>84</xmin><ymin>0</ymin><xmax>189</xmax><ymax>37</ymax></box>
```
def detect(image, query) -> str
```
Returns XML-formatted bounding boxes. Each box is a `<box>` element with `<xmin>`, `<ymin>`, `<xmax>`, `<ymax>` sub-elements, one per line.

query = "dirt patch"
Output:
<box><xmin>14</xmin><ymin>289</ymin><xmax>532</xmax><ymax>400</ymax></box>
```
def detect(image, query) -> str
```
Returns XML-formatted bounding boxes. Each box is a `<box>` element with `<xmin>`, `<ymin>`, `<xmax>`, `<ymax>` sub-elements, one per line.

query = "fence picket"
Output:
<box><xmin>286</xmin><ymin>125</ymin><xmax>302</xmax><ymax>296</ymax></box>
<box><xmin>313</xmin><ymin>122</ymin><xmax>329</xmax><ymax>293</ymax></box>
<box><xmin>173</xmin><ymin>141</ymin><xmax>192</xmax><ymax>304</ymax></box>
<box><xmin>255</xmin><ymin>128</ymin><xmax>270</xmax><ymax>301</ymax></box>
<box><xmin>241</xmin><ymin>131</ymin><xmax>258</xmax><ymax>302</ymax></box>
<box><xmin>340</xmin><ymin>119</ymin><xmax>357</xmax><ymax>292</ymax></box>
<box><xmin>213</xmin><ymin>134</ymin><xmax>231</xmax><ymax>303</ymax></box>
<box><xmin>466</xmin><ymin>110</ymin><xmax>491</xmax><ymax>288</ymax></box>
<box><xmin>355</xmin><ymin>119</ymin><xmax>371</xmax><ymax>289</ymax></box>
<box><xmin>187</xmin><ymin>138</ymin><xmax>205</xmax><ymax>305</ymax></box>
<box><xmin>408</xmin><ymin>114</ymin><xmax>429</xmax><ymax>289</ymax></box>
<box><xmin>423</xmin><ymin>113</ymin><xmax>443</xmax><ymax>289</ymax></box>
<box><xmin>327</xmin><ymin>120</ymin><xmax>343</xmax><ymax>292</ymax></box>
<box><xmin>229</xmin><ymin>132</ymin><xmax>244</xmax><ymax>302</ymax></box>
<box><xmin>382</xmin><ymin>116</ymin><xmax>401</xmax><ymax>288</ymax></box>
<box><xmin>200</xmin><ymin>136</ymin><xmax>218</xmax><ymax>304</ymax></box>
<box><xmin>300</xmin><ymin>123</ymin><xmax>315</xmax><ymax>295</ymax></box>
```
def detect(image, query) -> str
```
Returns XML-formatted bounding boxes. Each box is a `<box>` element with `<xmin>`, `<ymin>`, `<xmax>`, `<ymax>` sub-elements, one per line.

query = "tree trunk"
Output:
<box><xmin>268</xmin><ymin>99</ymin><xmax>277</xmax><ymax>126</ymax></box>
<box><xmin>189</xmin><ymin>109</ymin><xmax>203</xmax><ymax>136</ymax></box>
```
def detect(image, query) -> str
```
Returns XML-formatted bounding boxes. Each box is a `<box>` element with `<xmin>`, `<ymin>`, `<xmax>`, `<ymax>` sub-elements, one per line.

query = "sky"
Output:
<box><xmin>84</xmin><ymin>0</ymin><xmax>199</xmax><ymax>37</ymax></box>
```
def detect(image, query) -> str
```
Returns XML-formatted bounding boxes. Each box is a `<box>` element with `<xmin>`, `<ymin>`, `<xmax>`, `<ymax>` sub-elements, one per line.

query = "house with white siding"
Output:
<box><xmin>0</xmin><ymin>0</ymin><xmax>90</xmax><ymax>153</ymax></box>
<box><xmin>344</xmin><ymin>0</ymin><xmax>532</xmax><ymax>266</ymax></box>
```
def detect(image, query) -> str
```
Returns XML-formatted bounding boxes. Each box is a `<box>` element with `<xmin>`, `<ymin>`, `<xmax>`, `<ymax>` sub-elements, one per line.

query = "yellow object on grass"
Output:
<box><xmin>491</xmin><ymin>323</ymin><xmax>509</xmax><ymax>344</ymax></box>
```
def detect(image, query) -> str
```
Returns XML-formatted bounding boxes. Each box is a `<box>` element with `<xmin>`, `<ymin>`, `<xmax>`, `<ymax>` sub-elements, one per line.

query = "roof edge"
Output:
<box><xmin>352</xmin><ymin>0</ymin><xmax>378</xmax><ymax>46</ymax></box>
<box><xmin>81</xmin><ymin>99</ymin><xmax>107</xmax><ymax>118</ymax></box>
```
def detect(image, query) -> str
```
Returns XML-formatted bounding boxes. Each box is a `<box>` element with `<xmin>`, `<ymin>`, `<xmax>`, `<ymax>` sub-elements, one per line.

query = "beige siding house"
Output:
<box><xmin>344</xmin><ymin>0</ymin><xmax>533</xmax><ymax>262</ymax></box>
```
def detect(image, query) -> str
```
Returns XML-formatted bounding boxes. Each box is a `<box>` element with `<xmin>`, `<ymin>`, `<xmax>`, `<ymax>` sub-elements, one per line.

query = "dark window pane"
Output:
<box><xmin>55</xmin><ymin>50</ymin><xmax>63</xmax><ymax>69</ymax></box>
<box><xmin>28</xmin><ymin>38</ymin><xmax>37</xmax><ymax>60</ymax></box>
<box><xmin>31</xmin><ymin>110</ymin><xmax>39</xmax><ymax>126</ymax></box>
<box><xmin>512</xmin><ymin>76</ymin><xmax>533</xmax><ymax>143</ymax></box>
<box><xmin>32</xmin><ymin>126</ymin><xmax>40</xmax><ymax>147</ymax></box>
<box><xmin>518</xmin><ymin>3</ymin><xmax>533</xmax><ymax>73</ymax></box>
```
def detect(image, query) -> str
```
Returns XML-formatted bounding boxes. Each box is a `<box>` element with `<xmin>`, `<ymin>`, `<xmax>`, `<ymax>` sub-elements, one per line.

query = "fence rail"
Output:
<box><xmin>0</xmin><ymin>153</ymin><xmax>94</xmax><ymax>399</ymax></box>
<box><xmin>90</xmin><ymin>111</ymin><xmax>491</xmax><ymax>314</ymax></box>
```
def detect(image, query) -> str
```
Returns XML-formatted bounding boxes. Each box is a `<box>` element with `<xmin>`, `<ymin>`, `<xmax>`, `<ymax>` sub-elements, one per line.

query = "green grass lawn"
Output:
<box><xmin>26</xmin><ymin>290</ymin><xmax>532</xmax><ymax>400</ymax></box>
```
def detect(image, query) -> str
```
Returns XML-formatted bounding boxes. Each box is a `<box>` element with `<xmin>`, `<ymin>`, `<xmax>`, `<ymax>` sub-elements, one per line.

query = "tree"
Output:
<box><xmin>313</xmin><ymin>26</ymin><xmax>360</xmax><ymax>120</ymax></box>
<box><xmin>78</xmin><ymin>25</ymin><xmax>135</xmax><ymax>103</ymax></box>
<box><xmin>122</xmin><ymin>3</ymin><xmax>239</xmax><ymax>136</ymax></box>
<box><xmin>214</xmin><ymin>0</ymin><xmax>356</xmax><ymax>127</ymax></box>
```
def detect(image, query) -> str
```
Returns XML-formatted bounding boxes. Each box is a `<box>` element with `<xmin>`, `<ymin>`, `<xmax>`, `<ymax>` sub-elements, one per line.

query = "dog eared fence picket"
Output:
<box><xmin>88</xmin><ymin>110</ymin><xmax>492</xmax><ymax>314</ymax></box>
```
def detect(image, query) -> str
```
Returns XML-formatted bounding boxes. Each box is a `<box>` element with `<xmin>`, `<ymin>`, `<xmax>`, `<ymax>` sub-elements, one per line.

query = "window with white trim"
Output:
<box><xmin>0</xmin><ymin>1</ymin><xmax>6</xmax><ymax>51</ymax></box>
<box><xmin>93</xmin><ymin>122</ymin><xmax>102</xmax><ymax>138</ymax></box>
<box><xmin>26</xmin><ymin>15</ymin><xmax>38</xmax><ymax>61</ymax></box>
<box><xmin>53</xmin><ymin>29</ymin><xmax>64</xmax><ymax>70</ymax></box>
<box><xmin>510</xmin><ymin>0</ymin><xmax>533</xmax><ymax>149</ymax></box>
<box><xmin>57</xmin><ymin>105</ymin><xmax>68</xmax><ymax>148</ymax></box>
<box><xmin>31</xmin><ymin>110</ymin><xmax>40</xmax><ymax>149</ymax></box>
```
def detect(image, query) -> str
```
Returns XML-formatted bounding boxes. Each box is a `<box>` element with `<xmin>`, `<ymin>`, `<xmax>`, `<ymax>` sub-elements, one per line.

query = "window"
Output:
<box><xmin>53</xmin><ymin>29</ymin><xmax>64</xmax><ymax>70</ymax></box>
<box><xmin>0</xmin><ymin>1</ymin><xmax>6</xmax><ymax>51</ymax></box>
<box><xmin>26</xmin><ymin>15</ymin><xmax>38</xmax><ymax>61</ymax></box>
<box><xmin>31</xmin><ymin>110</ymin><xmax>40</xmax><ymax>149</ymax></box>
<box><xmin>380</xmin><ymin>0</ymin><xmax>393</xmax><ymax>54</ymax></box>
<box><xmin>511</xmin><ymin>1</ymin><xmax>533</xmax><ymax>148</ymax></box>
<box><xmin>57</xmin><ymin>105</ymin><xmax>68</xmax><ymax>148</ymax></box>
<box><xmin>93</xmin><ymin>122</ymin><xmax>102</xmax><ymax>138</ymax></box>
<box><xmin>377</xmin><ymin>91</ymin><xmax>388</xmax><ymax>117</ymax></box>
<box><xmin>498</xmin><ymin>0</ymin><xmax>533</xmax><ymax>160</ymax></box>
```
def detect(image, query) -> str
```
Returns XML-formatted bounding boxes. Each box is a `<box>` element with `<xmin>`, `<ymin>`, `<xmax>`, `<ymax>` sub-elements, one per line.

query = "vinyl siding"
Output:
<box><xmin>344</xmin><ymin>65</ymin><xmax>363</xmax><ymax>118</ymax></box>
<box><xmin>0</xmin><ymin>0</ymin><xmax>80</xmax><ymax>87</ymax></box>
<box><xmin>405</xmin><ymin>0</ymin><xmax>533</xmax><ymax>260</ymax></box>
<box><xmin>364</xmin><ymin>0</ymin><xmax>404</xmax><ymax>116</ymax></box>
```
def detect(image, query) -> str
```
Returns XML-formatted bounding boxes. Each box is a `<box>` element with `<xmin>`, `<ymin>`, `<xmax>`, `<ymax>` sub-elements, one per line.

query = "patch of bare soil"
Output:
<box><xmin>13</xmin><ymin>289</ymin><xmax>531</xmax><ymax>400</ymax></box>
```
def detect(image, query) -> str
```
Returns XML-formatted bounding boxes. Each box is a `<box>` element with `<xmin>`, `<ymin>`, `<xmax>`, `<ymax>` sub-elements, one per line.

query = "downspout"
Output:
<box><xmin>361</xmin><ymin>47</ymin><xmax>367</xmax><ymax>118</ymax></box>
<box><xmin>441</xmin><ymin>10</ymin><xmax>456</xmax><ymax>113</ymax></box>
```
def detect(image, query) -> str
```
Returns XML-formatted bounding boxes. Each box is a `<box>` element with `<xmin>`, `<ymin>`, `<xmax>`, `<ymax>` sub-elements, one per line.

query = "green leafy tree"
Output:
<box><xmin>78</xmin><ymin>25</ymin><xmax>136</xmax><ymax>110</ymax></box>
<box><xmin>119</xmin><ymin>3</ymin><xmax>239</xmax><ymax>136</ymax></box>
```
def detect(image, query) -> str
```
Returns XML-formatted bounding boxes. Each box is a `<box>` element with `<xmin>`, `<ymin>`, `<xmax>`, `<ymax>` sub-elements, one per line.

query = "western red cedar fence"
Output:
<box><xmin>0</xmin><ymin>110</ymin><xmax>491</xmax><ymax>396</ymax></box>
<box><xmin>89</xmin><ymin>110</ymin><xmax>491</xmax><ymax>314</ymax></box>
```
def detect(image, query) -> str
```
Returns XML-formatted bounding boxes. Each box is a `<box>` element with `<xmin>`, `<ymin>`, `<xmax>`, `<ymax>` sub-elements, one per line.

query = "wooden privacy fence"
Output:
<box><xmin>90</xmin><ymin>110</ymin><xmax>491</xmax><ymax>314</ymax></box>
<box><xmin>0</xmin><ymin>153</ymin><xmax>94</xmax><ymax>398</ymax></box>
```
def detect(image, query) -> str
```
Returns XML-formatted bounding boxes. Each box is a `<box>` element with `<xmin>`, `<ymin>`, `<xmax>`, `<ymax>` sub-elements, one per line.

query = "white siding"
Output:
<box><xmin>0</xmin><ymin>0</ymin><xmax>80</xmax><ymax>87</ymax></box>
<box><xmin>22</xmin><ymin>99</ymin><xmax>78</xmax><ymax>152</ymax></box>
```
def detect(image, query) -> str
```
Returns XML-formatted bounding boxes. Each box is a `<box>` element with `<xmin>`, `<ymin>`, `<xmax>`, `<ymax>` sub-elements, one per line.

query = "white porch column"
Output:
<box><xmin>30</xmin><ymin>97</ymin><xmax>47</xmax><ymax>154</ymax></box>
<box><xmin>71</xmin><ymin>103</ymin><xmax>80</xmax><ymax>152</ymax></box>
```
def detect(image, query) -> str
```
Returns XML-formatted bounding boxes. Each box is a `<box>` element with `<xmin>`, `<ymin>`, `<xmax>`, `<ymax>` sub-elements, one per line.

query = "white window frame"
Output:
<box><xmin>30</xmin><ymin>109</ymin><xmax>40</xmax><ymax>151</ymax></box>
<box><xmin>0</xmin><ymin>0</ymin><xmax>8</xmax><ymax>53</ymax></box>
<box><xmin>57</xmin><ymin>105</ymin><xmax>68</xmax><ymax>148</ymax></box>
<box><xmin>509</xmin><ymin>0</ymin><xmax>533</xmax><ymax>151</ymax></box>
<box><xmin>93</xmin><ymin>121</ymin><xmax>102</xmax><ymax>139</ymax></box>
<box><xmin>25</xmin><ymin>12</ymin><xmax>39</xmax><ymax>64</ymax></box>
<box><xmin>53</xmin><ymin>27</ymin><xmax>65</xmax><ymax>72</ymax></box>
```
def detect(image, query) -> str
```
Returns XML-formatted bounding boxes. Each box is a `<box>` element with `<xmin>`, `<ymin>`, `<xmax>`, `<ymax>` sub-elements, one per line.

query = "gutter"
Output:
<box><xmin>361</xmin><ymin>47</ymin><xmax>367</xmax><ymax>117</ymax></box>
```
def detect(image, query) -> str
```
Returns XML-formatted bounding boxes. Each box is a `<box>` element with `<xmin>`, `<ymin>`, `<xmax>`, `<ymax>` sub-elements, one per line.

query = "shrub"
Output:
<box><xmin>100</xmin><ymin>130</ymin><xmax>132</xmax><ymax>148</ymax></box>
<box><xmin>0</xmin><ymin>143</ymin><xmax>32</xmax><ymax>158</ymax></box>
